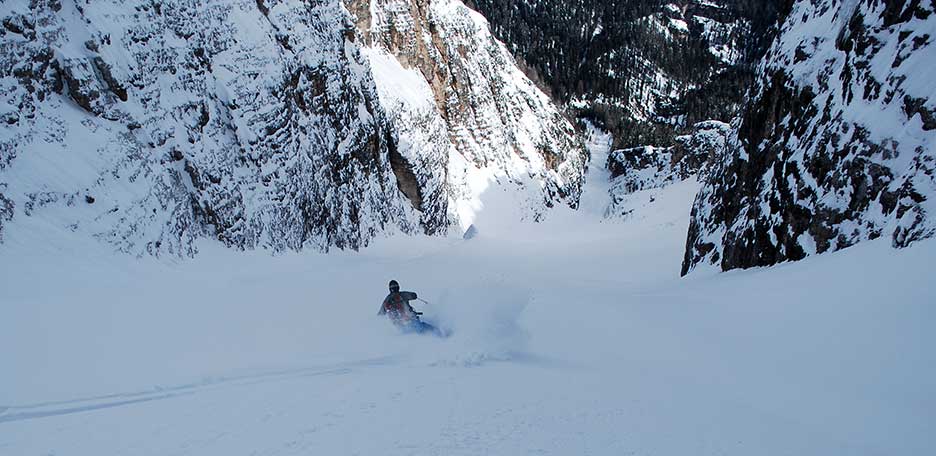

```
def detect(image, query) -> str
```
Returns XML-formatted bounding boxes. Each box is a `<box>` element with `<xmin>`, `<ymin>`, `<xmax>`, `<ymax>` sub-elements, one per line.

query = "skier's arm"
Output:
<box><xmin>402</xmin><ymin>292</ymin><xmax>421</xmax><ymax>316</ymax></box>
<box><xmin>399</xmin><ymin>292</ymin><xmax>418</xmax><ymax>315</ymax></box>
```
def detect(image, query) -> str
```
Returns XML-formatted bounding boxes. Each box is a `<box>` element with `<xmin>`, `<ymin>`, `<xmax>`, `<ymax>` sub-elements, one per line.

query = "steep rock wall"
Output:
<box><xmin>0</xmin><ymin>0</ymin><xmax>420</xmax><ymax>255</ymax></box>
<box><xmin>350</xmin><ymin>0</ymin><xmax>587</xmax><ymax>228</ymax></box>
<box><xmin>683</xmin><ymin>0</ymin><xmax>936</xmax><ymax>274</ymax></box>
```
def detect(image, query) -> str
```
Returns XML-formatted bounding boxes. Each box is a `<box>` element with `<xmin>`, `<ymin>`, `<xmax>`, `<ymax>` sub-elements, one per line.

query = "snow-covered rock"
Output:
<box><xmin>0</xmin><ymin>0</ymin><xmax>423</xmax><ymax>255</ymax></box>
<box><xmin>350</xmin><ymin>0</ymin><xmax>587</xmax><ymax>229</ymax></box>
<box><xmin>0</xmin><ymin>0</ymin><xmax>586</xmax><ymax>255</ymax></box>
<box><xmin>606</xmin><ymin>121</ymin><xmax>729</xmax><ymax>217</ymax></box>
<box><xmin>683</xmin><ymin>0</ymin><xmax>936</xmax><ymax>274</ymax></box>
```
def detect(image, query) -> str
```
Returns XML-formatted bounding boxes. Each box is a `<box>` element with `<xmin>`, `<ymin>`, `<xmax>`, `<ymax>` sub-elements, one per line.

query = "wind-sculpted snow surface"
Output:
<box><xmin>0</xmin><ymin>0</ymin><xmax>419</xmax><ymax>255</ymax></box>
<box><xmin>350</xmin><ymin>0</ymin><xmax>587</xmax><ymax>228</ymax></box>
<box><xmin>683</xmin><ymin>0</ymin><xmax>936</xmax><ymax>274</ymax></box>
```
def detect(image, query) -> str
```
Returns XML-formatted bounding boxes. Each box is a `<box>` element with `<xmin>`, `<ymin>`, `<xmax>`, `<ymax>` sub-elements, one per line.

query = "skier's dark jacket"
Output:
<box><xmin>378</xmin><ymin>291</ymin><xmax>418</xmax><ymax>325</ymax></box>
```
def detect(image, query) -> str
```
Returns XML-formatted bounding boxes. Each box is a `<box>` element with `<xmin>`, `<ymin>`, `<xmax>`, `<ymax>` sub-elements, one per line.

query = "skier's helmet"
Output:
<box><xmin>389</xmin><ymin>280</ymin><xmax>400</xmax><ymax>292</ymax></box>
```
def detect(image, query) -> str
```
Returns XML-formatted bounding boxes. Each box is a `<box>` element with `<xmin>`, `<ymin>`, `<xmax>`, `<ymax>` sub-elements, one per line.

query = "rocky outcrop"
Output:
<box><xmin>351</xmin><ymin>0</ymin><xmax>587</xmax><ymax>228</ymax></box>
<box><xmin>0</xmin><ymin>0</ymin><xmax>418</xmax><ymax>255</ymax></box>
<box><xmin>606</xmin><ymin>121</ymin><xmax>729</xmax><ymax>217</ymax></box>
<box><xmin>682</xmin><ymin>0</ymin><xmax>936</xmax><ymax>275</ymax></box>
<box><xmin>0</xmin><ymin>188</ymin><xmax>12</xmax><ymax>242</ymax></box>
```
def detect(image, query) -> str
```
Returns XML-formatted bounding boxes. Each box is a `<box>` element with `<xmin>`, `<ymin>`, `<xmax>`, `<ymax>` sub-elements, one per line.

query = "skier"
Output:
<box><xmin>379</xmin><ymin>280</ymin><xmax>440</xmax><ymax>335</ymax></box>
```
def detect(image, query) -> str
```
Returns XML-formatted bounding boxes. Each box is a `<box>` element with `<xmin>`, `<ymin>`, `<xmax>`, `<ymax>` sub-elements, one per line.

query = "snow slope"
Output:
<box><xmin>2</xmin><ymin>171</ymin><xmax>934</xmax><ymax>455</ymax></box>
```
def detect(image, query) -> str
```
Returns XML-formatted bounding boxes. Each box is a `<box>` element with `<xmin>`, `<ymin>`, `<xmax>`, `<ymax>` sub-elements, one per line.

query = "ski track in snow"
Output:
<box><xmin>0</xmin><ymin>357</ymin><xmax>406</xmax><ymax>424</ymax></box>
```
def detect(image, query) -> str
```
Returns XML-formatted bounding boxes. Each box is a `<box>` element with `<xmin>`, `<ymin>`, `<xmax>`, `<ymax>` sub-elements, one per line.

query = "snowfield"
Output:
<box><xmin>1</xmin><ymin>176</ymin><xmax>934</xmax><ymax>455</ymax></box>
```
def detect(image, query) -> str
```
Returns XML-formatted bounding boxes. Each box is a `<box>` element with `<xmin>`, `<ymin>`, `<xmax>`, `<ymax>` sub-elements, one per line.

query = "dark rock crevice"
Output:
<box><xmin>0</xmin><ymin>191</ymin><xmax>13</xmax><ymax>242</ymax></box>
<box><xmin>386</xmin><ymin>130</ymin><xmax>423</xmax><ymax>212</ymax></box>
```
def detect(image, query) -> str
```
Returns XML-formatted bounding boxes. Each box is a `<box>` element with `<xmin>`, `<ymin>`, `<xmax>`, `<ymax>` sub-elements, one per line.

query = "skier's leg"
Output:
<box><xmin>416</xmin><ymin>321</ymin><xmax>434</xmax><ymax>334</ymax></box>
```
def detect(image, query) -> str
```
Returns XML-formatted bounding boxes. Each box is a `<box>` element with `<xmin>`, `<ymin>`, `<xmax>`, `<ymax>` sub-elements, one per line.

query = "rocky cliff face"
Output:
<box><xmin>349</xmin><ymin>0</ymin><xmax>587</xmax><ymax>228</ymax></box>
<box><xmin>0</xmin><ymin>0</ymin><xmax>585</xmax><ymax>255</ymax></box>
<box><xmin>683</xmin><ymin>0</ymin><xmax>936</xmax><ymax>274</ymax></box>
<box><xmin>0</xmin><ymin>0</ymin><xmax>421</xmax><ymax>255</ymax></box>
